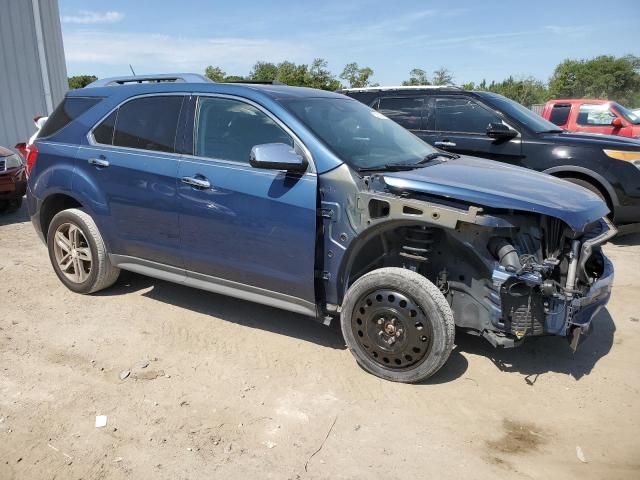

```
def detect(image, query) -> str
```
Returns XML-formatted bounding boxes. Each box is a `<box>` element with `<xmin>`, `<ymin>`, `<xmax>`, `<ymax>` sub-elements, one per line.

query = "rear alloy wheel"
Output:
<box><xmin>52</xmin><ymin>223</ymin><xmax>93</xmax><ymax>284</ymax></box>
<box><xmin>47</xmin><ymin>208</ymin><xmax>120</xmax><ymax>294</ymax></box>
<box><xmin>341</xmin><ymin>267</ymin><xmax>455</xmax><ymax>383</ymax></box>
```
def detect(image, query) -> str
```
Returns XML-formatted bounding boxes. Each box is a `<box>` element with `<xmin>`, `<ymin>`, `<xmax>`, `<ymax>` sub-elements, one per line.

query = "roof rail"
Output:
<box><xmin>339</xmin><ymin>85</ymin><xmax>461</xmax><ymax>92</ymax></box>
<box><xmin>228</xmin><ymin>80</ymin><xmax>285</xmax><ymax>85</ymax></box>
<box><xmin>86</xmin><ymin>73</ymin><xmax>212</xmax><ymax>88</ymax></box>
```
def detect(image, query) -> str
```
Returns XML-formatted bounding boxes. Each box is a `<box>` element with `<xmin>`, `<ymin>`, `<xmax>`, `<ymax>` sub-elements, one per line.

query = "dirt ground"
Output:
<box><xmin>1</xmin><ymin>203</ymin><xmax>639</xmax><ymax>480</ymax></box>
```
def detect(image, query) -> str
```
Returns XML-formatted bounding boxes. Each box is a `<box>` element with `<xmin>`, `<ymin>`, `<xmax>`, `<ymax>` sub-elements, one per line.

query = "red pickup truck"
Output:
<box><xmin>541</xmin><ymin>99</ymin><xmax>640</xmax><ymax>138</ymax></box>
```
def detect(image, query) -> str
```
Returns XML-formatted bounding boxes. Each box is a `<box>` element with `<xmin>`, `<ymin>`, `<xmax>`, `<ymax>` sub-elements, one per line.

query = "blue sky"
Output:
<box><xmin>60</xmin><ymin>0</ymin><xmax>640</xmax><ymax>85</ymax></box>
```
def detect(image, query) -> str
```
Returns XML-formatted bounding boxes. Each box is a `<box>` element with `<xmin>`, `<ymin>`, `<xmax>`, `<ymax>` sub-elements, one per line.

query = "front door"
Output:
<box><xmin>574</xmin><ymin>103</ymin><xmax>622</xmax><ymax>136</ymax></box>
<box><xmin>419</xmin><ymin>96</ymin><xmax>522</xmax><ymax>163</ymax></box>
<box><xmin>177</xmin><ymin>95</ymin><xmax>317</xmax><ymax>305</ymax></box>
<box><xmin>75</xmin><ymin>95</ymin><xmax>185</xmax><ymax>267</ymax></box>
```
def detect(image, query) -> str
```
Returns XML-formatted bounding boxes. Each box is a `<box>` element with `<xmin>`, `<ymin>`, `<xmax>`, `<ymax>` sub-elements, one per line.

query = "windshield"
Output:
<box><xmin>484</xmin><ymin>93</ymin><xmax>563</xmax><ymax>133</ymax></box>
<box><xmin>282</xmin><ymin>98</ymin><xmax>436</xmax><ymax>170</ymax></box>
<box><xmin>613</xmin><ymin>102</ymin><xmax>640</xmax><ymax>125</ymax></box>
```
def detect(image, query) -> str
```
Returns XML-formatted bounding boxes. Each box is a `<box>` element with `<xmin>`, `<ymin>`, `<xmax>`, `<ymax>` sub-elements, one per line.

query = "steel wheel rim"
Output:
<box><xmin>53</xmin><ymin>223</ymin><xmax>92</xmax><ymax>283</ymax></box>
<box><xmin>351</xmin><ymin>288</ymin><xmax>433</xmax><ymax>369</ymax></box>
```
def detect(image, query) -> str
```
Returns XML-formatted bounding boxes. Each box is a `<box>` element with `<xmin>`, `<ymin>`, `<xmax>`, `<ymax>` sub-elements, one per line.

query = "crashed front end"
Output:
<box><xmin>484</xmin><ymin>216</ymin><xmax>615</xmax><ymax>349</ymax></box>
<box><xmin>319</xmin><ymin>161</ymin><xmax>615</xmax><ymax>351</ymax></box>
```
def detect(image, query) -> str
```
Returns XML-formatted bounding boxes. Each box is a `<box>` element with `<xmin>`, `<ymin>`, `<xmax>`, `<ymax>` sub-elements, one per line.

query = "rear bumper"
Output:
<box><xmin>26</xmin><ymin>185</ymin><xmax>45</xmax><ymax>243</ymax></box>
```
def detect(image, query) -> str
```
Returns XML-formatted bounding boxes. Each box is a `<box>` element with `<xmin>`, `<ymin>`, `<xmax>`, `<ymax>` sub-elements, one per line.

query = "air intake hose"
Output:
<box><xmin>488</xmin><ymin>237</ymin><xmax>522</xmax><ymax>272</ymax></box>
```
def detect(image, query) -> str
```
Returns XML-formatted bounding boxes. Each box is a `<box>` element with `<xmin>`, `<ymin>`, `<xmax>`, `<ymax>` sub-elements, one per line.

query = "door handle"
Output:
<box><xmin>88</xmin><ymin>158</ymin><xmax>109</xmax><ymax>168</ymax></box>
<box><xmin>181</xmin><ymin>176</ymin><xmax>211</xmax><ymax>189</ymax></box>
<box><xmin>434</xmin><ymin>141</ymin><xmax>457</xmax><ymax>148</ymax></box>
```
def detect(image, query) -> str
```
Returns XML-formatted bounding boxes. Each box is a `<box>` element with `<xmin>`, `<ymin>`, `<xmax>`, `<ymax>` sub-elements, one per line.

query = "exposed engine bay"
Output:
<box><xmin>319</xmin><ymin>164</ymin><xmax>616</xmax><ymax>350</ymax></box>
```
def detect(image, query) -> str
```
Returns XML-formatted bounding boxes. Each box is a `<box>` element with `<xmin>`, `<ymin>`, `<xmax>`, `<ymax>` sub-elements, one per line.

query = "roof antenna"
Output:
<box><xmin>129</xmin><ymin>64</ymin><xmax>136</xmax><ymax>76</ymax></box>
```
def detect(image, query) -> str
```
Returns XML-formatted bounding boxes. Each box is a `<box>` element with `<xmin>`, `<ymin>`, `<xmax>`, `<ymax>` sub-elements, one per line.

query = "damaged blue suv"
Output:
<box><xmin>26</xmin><ymin>74</ymin><xmax>616</xmax><ymax>383</ymax></box>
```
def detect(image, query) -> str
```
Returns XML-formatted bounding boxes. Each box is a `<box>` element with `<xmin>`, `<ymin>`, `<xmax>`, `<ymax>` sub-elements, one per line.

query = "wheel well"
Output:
<box><xmin>40</xmin><ymin>194</ymin><xmax>82</xmax><ymax>239</ymax></box>
<box><xmin>341</xmin><ymin>223</ymin><xmax>449</xmax><ymax>300</ymax></box>
<box><xmin>550</xmin><ymin>171</ymin><xmax>612</xmax><ymax>209</ymax></box>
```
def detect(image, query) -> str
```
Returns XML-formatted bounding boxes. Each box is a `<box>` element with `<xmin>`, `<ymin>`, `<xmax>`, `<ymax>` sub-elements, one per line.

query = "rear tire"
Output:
<box><xmin>341</xmin><ymin>267</ymin><xmax>455</xmax><ymax>383</ymax></box>
<box><xmin>47</xmin><ymin>208</ymin><xmax>120</xmax><ymax>294</ymax></box>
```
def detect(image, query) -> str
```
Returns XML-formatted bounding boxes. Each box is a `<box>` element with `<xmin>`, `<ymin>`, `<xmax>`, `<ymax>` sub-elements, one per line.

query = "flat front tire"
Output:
<box><xmin>47</xmin><ymin>208</ymin><xmax>120</xmax><ymax>294</ymax></box>
<box><xmin>341</xmin><ymin>267</ymin><xmax>455</xmax><ymax>383</ymax></box>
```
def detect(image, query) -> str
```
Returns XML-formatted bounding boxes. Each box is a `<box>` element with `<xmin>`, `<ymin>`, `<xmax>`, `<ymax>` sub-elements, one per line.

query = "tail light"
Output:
<box><xmin>15</xmin><ymin>142</ymin><xmax>27</xmax><ymax>159</ymax></box>
<box><xmin>25</xmin><ymin>143</ymin><xmax>39</xmax><ymax>176</ymax></box>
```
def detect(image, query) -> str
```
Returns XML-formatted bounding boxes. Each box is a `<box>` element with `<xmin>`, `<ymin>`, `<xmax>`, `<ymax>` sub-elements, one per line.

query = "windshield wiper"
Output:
<box><xmin>357</xmin><ymin>152</ymin><xmax>459</xmax><ymax>173</ymax></box>
<box><xmin>357</xmin><ymin>163</ymin><xmax>424</xmax><ymax>172</ymax></box>
<box><xmin>418</xmin><ymin>152</ymin><xmax>460</xmax><ymax>163</ymax></box>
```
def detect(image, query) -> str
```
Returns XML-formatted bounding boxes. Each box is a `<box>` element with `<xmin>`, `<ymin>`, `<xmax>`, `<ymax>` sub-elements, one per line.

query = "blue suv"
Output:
<box><xmin>27</xmin><ymin>74</ymin><xmax>616</xmax><ymax>383</ymax></box>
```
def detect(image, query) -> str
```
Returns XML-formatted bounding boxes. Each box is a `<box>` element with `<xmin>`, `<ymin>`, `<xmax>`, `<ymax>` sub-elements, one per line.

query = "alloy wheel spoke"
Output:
<box><xmin>59</xmin><ymin>255</ymin><xmax>74</xmax><ymax>272</ymax></box>
<box><xmin>70</xmin><ymin>225</ymin><xmax>80</xmax><ymax>248</ymax></box>
<box><xmin>55</xmin><ymin>231</ymin><xmax>72</xmax><ymax>252</ymax></box>
<box><xmin>72</xmin><ymin>256</ymin><xmax>83</xmax><ymax>282</ymax></box>
<box><xmin>76</xmin><ymin>247</ymin><xmax>92</xmax><ymax>261</ymax></box>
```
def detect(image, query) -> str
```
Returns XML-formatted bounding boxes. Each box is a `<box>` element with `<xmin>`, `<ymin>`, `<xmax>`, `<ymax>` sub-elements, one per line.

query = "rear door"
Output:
<box><xmin>177</xmin><ymin>95</ymin><xmax>317</xmax><ymax>307</ymax></box>
<box><xmin>547</xmin><ymin>103</ymin><xmax>571</xmax><ymax>128</ymax></box>
<box><xmin>420</xmin><ymin>95</ymin><xmax>522</xmax><ymax>162</ymax></box>
<box><xmin>75</xmin><ymin>94</ymin><xmax>185</xmax><ymax>267</ymax></box>
<box><xmin>377</xmin><ymin>96</ymin><xmax>425</xmax><ymax>133</ymax></box>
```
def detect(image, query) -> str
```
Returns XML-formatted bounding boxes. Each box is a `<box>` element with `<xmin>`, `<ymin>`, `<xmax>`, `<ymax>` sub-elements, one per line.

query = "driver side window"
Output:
<box><xmin>195</xmin><ymin>97</ymin><xmax>293</xmax><ymax>163</ymax></box>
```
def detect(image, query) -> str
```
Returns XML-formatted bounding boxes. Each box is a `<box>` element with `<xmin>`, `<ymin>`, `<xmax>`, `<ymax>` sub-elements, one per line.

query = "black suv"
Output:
<box><xmin>342</xmin><ymin>86</ymin><xmax>640</xmax><ymax>225</ymax></box>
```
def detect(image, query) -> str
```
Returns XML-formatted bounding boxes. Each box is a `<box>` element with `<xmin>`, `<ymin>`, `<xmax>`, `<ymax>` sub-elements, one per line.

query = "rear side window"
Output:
<box><xmin>549</xmin><ymin>104</ymin><xmax>571</xmax><ymax>125</ymax></box>
<box><xmin>112</xmin><ymin>96</ymin><xmax>184</xmax><ymax>153</ymax></box>
<box><xmin>434</xmin><ymin>97</ymin><xmax>501</xmax><ymax>134</ymax></box>
<box><xmin>195</xmin><ymin>97</ymin><xmax>292</xmax><ymax>163</ymax></box>
<box><xmin>93</xmin><ymin>110</ymin><xmax>117</xmax><ymax>145</ymax></box>
<box><xmin>378</xmin><ymin>97</ymin><xmax>424</xmax><ymax>130</ymax></box>
<box><xmin>39</xmin><ymin>97</ymin><xmax>101</xmax><ymax>138</ymax></box>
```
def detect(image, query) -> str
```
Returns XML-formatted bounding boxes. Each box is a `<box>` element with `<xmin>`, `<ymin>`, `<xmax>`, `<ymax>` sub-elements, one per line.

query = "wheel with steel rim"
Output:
<box><xmin>47</xmin><ymin>208</ymin><xmax>120</xmax><ymax>294</ymax></box>
<box><xmin>341</xmin><ymin>267</ymin><xmax>454</xmax><ymax>383</ymax></box>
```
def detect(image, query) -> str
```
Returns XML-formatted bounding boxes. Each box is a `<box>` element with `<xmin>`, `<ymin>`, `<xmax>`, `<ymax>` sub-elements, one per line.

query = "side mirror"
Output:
<box><xmin>611</xmin><ymin>117</ymin><xmax>623</xmax><ymax>128</ymax></box>
<box><xmin>486</xmin><ymin>122</ymin><xmax>517</xmax><ymax>139</ymax></box>
<box><xmin>250</xmin><ymin>143</ymin><xmax>307</xmax><ymax>172</ymax></box>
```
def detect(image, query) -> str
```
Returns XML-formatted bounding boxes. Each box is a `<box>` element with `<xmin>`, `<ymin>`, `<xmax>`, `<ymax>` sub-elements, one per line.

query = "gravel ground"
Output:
<box><xmin>1</xmin><ymin>203</ymin><xmax>639</xmax><ymax>479</ymax></box>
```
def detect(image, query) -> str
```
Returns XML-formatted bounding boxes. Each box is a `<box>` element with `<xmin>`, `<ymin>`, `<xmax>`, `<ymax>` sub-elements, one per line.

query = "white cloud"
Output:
<box><xmin>544</xmin><ymin>25</ymin><xmax>589</xmax><ymax>38</ymax></box>
<box><xmin>62</xmin><ymin>11</ymin><xmax>124</xmax><ymax>24</ymax></box>
<box><xmin>63</xmin><ymin>31</ymin><xmax>310</xmax><ymax>75</ymax></box>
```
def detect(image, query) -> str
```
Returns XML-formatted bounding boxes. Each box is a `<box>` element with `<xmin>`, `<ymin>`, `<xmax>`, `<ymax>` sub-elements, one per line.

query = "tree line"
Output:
<box><xmin>68</xmin><ymin>54</ymin><xmax>640</xmax><ymax>107</ymax></box>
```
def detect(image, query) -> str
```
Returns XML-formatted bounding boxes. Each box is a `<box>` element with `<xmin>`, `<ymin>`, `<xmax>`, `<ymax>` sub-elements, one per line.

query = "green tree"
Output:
<box><xmin>487</xmin><ymin>76</ymin><xmax>549</xmax><ymax>106</ymax></box>
<box><xmin>249</xmin><ymin>61</ymin><xmax>279</xmax><ymax>82</ymax></box>
<box><xmin>402</xmin><ymin>68</ymin><xmax>430</xmax><ymax>86</ymax></box>
<box><xmin>548</xmin><ymin>55</ymin><xmax>640</xmax><ymax>105</ymax></box>
<box><xmin>340</xmin><ymin>62</ymin><xmax>374</xmax><ymax>88</ymax></box>
<box><xmin>306</xmin><ymin>58</ymin><xmax>342</xmax><ymax>90</ymax></box>
<box><xmin>68</xmin><ymin>75</ymin><xmax>97</xmax><ymax>89</ymax></box>
<box><xmin>204</xmin><ymin>65</ymin><xmax>226</xmax><ymax>82</ymax></box>
<box><xmin>223</xmin><ymin>75</ymin><xmax>246</xmax><ymax>82</ymax></box>
<box><xmin>431</xmin><ymin>67</ymin><xmax>453</xmax><ymax>86</ymax></box>
<box><xmin>275</xmin><ymin>61</ymin><xmax>309</xmax><ymax>86</ymax></box>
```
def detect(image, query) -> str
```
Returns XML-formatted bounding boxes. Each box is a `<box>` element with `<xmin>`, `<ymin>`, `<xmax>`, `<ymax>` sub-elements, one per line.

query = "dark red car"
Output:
<box><xmin>0</xmin><ymin>145</ymin><xmax>27</xmax><ymax>213</ymax></box>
